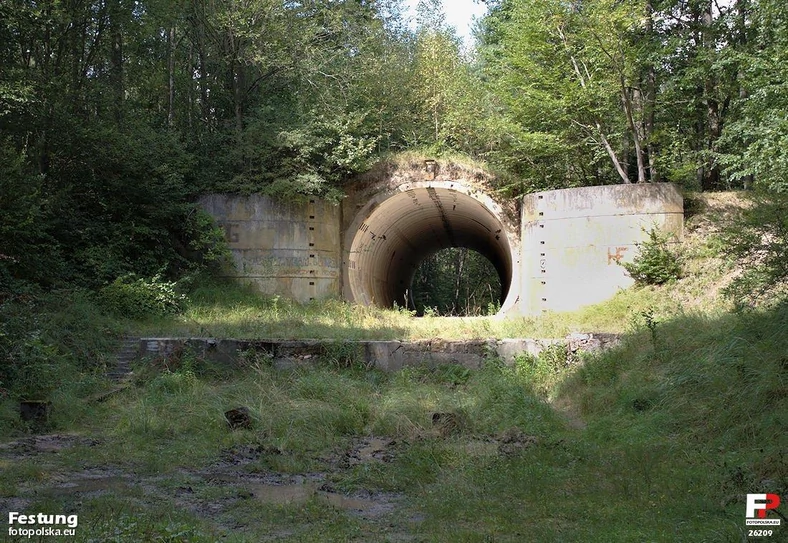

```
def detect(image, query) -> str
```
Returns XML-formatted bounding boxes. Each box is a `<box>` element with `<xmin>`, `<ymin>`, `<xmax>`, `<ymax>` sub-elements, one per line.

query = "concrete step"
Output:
<box><xmin>108</xmin><ymin>337</ymin><xmax>139</xmax><ymax>381</ymax></box>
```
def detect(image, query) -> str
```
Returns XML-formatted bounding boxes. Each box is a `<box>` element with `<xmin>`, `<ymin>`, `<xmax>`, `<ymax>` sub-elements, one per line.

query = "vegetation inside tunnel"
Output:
<box><xmin>409</xmin><ymin>248</ymin><xmax>503</xmax><ymax>316</ymax></box>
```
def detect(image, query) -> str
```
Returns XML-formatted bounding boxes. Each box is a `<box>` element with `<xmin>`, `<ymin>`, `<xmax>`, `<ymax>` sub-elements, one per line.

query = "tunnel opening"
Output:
<box><xmin>410</xmin><ymin>247</ymin><xmax>503</xmax><ymax>316</ymax></box>
<box><xmin>345</xmin><ymin>185</ymin><xmax>516</xmax><ymax>314</ymax></box>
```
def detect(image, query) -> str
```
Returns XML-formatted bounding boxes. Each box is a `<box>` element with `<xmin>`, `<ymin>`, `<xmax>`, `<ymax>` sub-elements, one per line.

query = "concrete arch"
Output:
<box><xmin>342</xmin><ymin>179</ymin><xmax>521</xmax><ymax>313</ymax></box>
<box><xmin>201</xmin><ymin>160</ymin><xmax>683</xmax><ymax>317</ymax></box>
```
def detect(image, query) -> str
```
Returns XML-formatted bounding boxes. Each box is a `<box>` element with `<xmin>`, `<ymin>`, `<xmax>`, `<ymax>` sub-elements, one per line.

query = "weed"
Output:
<box><xmin>320</xmin><ymin>340</ymin><xmax>367</xmax><ymax>370</ymax></box>
<box><xmin>640</xmin><ymin>308</ymin><xmax>660</xmax><ymax>353</ymax></box>
<box><xmin>622</xmin><ymin>227</ymin><xmax>682</xmax><ymax>285</ymax></box>
<box><xmin>98</xmin><ymin>274</ymin><xmax>187</xmax><ymax>319</ymax></box>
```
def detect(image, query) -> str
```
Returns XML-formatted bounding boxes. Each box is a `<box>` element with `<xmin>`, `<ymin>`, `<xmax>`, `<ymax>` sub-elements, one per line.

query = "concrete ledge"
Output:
<box><xmin>137</xmin><ymin>335</ymin><xmax>620</xmax><ymax>372</ymax></box>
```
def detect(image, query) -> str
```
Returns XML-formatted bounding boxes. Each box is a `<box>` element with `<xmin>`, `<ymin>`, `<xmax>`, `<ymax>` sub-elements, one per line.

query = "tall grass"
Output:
<box><xmin>2</xmin><ymin>192</ymin><xmax>785</xmax><ymax>541</ymax></box>
<box><xmin>2</xmin><ymin>304</ymin><xmax>786</xmax><ymax>541</ymax></box>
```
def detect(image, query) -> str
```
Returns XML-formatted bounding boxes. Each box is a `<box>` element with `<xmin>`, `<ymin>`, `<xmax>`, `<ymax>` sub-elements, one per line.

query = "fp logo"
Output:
<box><xmin>746</xmin><ymin>494</ymin><xmax>781</xmax><ymax>526</ymax></box>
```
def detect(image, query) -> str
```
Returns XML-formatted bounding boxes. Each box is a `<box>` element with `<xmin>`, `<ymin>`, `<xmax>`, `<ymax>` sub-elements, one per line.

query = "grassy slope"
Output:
<box><xmin>1</xmin><ymin>192</ymin><xmax>786</xmax><ymax>542</ymax></box>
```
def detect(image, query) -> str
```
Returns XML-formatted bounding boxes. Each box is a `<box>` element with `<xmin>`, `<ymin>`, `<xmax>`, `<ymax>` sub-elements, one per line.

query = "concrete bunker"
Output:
<box><xmin>343</xmin><ymin>184</ymin><xmax>516</xmax><ymax>311</ymax></box>
<box><xmin>201</xmin><ymin>158</ymin><xmax>683</xmax><ymax>316</ymax></box>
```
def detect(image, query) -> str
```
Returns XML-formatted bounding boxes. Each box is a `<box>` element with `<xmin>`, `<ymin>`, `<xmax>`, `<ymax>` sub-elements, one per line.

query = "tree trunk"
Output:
<box><xmin>597</xmin><ymin>123</ymin><xmax>631</xmax><ymax>183</ymax></box>
<box><xmin>110</xmin><ymin>0</ymin><xmax>124</xmax><ymax>126</ymax></box>
<box><xmin>701</xmin><ymin>0</ymin><xmax>721</xmax><ymax>191</ymax></box>
<box><xmin>621</xmin><ymin>84</ymin><xmax>648</xmax><ymax>183</ymax></box>
<box><xmin>167</xmin><ymin>26</ymin><xmax>176</xmax><ymax>128</ymax></box>
<box><xmin>645</xmin><ymin>1</ymin><xmax>659</xmax><ymax>183</ymax></box>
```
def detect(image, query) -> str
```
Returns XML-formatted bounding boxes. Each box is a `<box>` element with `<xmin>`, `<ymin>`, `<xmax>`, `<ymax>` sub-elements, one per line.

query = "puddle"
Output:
<box><xmin>339</xmin><ymin>436</ymin><xmax>396</xmax><ymax>468</ymax></box>
<box><xmin>35</xmin><ymin>469</ymin><xmax>133</xmax><ymax>497</ymax></box>
<box><xmin>251</xmin><ymin>483</ymin><xmax>317</xmax><ymax>505</ymax></box>
<box><xmin>248</xmin><ymin>483</ymin><xmax>397</xmax><ymax>518</ymax></box>
<box><xmin>57</xmin><ymin>476</ymin><xmax>130</xmax><ymax>493</ymax></box>
<box><xmin>3</xmin><ymin>433</ymin><xmax>406</xmax><ymax>534</ymax></box>
<box><xmin>355</xmin><ymin>438</ymin><xmax>392</xmax><ymax>461</ymax></box>
<box><xmin>319</xmin><ymin>491</ymin><xmax>389</xmax><ymax>515</ymax></box>
<box><xmin>0</xmin><ymin>434</ymin><xmax>100</xmax><ymax>456</ymax></box>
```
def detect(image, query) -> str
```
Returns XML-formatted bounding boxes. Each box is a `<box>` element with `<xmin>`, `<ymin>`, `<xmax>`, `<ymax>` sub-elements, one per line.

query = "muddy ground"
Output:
<box><xmin>0</xmin><ymin>429</ymin><xmax>540</xmax><ymax>541</ymax></box>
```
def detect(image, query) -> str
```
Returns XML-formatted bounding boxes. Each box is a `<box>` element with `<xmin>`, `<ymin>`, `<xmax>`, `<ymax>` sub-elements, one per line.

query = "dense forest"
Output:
<box><xmin>1</xmin><ymin>0</ymin><xmax>786</xmax><ymax>295</ymax></box>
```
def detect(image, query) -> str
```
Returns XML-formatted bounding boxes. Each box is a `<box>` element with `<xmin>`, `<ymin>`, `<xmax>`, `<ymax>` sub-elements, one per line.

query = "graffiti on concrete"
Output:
<box><xmin>607</xmin><ymin>246</ymin><xmax>628</xmax><ymax>265</ymax></box>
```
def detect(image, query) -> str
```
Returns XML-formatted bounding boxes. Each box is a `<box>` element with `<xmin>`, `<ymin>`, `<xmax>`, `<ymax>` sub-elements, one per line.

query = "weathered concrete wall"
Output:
<box><xmin>201</xmin><ymin>180</ymin><xmax>683</xmax><ymax>314</ymax></box>
<box><xmin>520</xmin><ymin>183</ymin><xmax>684</xmax><ymax>314</ymax></box>
<box><xmin>137</xmin><ymin>335</ymin><xmax>619</xmax><ymax>371</ymax></box>
<box><xmin>200</xmin><ymin>194</ymin><xmax>341</xmax><ymax>302</ymax></box>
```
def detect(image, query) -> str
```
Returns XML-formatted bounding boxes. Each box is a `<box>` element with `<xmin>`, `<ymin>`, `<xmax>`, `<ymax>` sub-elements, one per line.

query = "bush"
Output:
<box><xmin>622</xmin><ymin>228</ymin><xmax>682</xmax><ymax>285</ymax></box>
<box><xmin>99</xmin><ymin>274</ymin><xmax>186</xmax><ymax>319</ymax></box>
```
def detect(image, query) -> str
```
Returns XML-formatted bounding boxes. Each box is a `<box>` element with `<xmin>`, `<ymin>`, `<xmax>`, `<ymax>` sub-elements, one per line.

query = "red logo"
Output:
<box><xmin>746</xmin><ymin>494</ymin><xmax>781</xmax><ymax>526</ymax></box>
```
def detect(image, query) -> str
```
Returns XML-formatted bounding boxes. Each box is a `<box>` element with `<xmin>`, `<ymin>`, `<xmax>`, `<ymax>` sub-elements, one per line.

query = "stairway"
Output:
<box><xmin>108</xmin><ymin>336</ymin><xmax>139</xmax><ymax>382</ymax></box>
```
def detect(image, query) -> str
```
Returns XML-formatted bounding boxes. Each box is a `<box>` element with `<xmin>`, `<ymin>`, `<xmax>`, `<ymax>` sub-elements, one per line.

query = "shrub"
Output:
<box><xmin>99</xmin><ymin>274</ymin><xmax>186</xmax><ymax>319</ymax></box>
<box><xmin>622</xmin><ymin>228</ymin><xmax>682</xmax><ymax>285</ymax></box>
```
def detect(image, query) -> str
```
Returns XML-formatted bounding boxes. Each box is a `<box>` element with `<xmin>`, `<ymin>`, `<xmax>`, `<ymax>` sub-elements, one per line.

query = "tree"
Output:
<box><xmin>478</xmin><ymin>0</ymin><xmax>645</xmax><ymax>190</ymax></box>
<box><xmin>411</xmin><ymin>248</ymin><xmax>502</xmax><ymax>316</ymax></box>
<box><xmin>719</xmin><ymin>0</ymin><xmax>788</xmax><ymax>194</ymax></box>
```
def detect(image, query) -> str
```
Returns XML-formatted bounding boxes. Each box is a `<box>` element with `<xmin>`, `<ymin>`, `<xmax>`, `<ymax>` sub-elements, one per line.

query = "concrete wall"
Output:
<box><xmin>520</xmin><ymin>183</ymin><xmax>684</xmax><ymax>314</ymax></box>
<box><xmin>136</xmin><ymin>335</ymin><xmax>620</xmax><ymax>371</ymax></box>
<box><xmin>200</xmin><ymin>194</ymin><xmax>341</xmax><ymax>303</ymax></box>
<box><xmin>201</xmin><ymin>182</ymin><xmax>683</xmax><ymax>314</ymax></box>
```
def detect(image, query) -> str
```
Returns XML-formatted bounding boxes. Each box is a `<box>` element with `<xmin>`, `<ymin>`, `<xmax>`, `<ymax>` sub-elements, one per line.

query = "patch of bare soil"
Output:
<box><xmin>161</xmin><ymin>437</ymin><xmax>409</xmax><ymax>535</ymax></box>
<box><xmin>1</xmin><ymin>434</ymin><xmax>414</xmax><ymax>539</ymax></box>
<box><xmin>684</xmin><ymin>191</ymin><xmax>750</xmax><ymax>235</ymax></box>
<box><xmin>0</xmin><ymin>434</ymin><xmax>100</xmax><ymax>456</ymax></box>
<box><xmin>0</xmin><ymin>436</ymin><xmax>128</xmax><ymax>516</ymax></box>
<box><xmin>337</xmin><ymin>436</ymin><xmax>397</xmax><ymax>467</ymax></box>
<box><xmin>549</xmin><ymin>397</ymin><xmax>587</xmax><ymax>430</ymax></box>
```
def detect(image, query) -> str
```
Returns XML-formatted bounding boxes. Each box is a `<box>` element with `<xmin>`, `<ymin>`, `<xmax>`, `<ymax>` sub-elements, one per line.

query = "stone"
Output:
<box><xmin>19</xmin><ymin>401</ymin><xmax>51</xmax><ymax>423</ymax></box>
<box><xmin>224</xmin><ymin>407</ymin><xmax>253</xmax><ymax>430</ymax></box>
<box><xmin>431</xmin><ymin>411</ymin><xmax>467</xmax><ymax>437</ymax></box>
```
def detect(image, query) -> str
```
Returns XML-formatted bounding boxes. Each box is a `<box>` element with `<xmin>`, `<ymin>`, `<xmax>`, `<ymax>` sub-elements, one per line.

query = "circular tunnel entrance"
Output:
<box><xmin>345</xmin><ymin>185</ymin><xmax>516</xmax><ymax>313</ymax></box>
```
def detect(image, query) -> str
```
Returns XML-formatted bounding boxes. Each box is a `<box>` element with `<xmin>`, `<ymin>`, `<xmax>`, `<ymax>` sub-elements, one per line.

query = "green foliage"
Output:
<box><xmin>411</xmin><ymin>248</ymin><xmax>502</xmax><ymax>316</ymax></box>
<box><xmin>0</xmin><ymin>291</ymin><xmax>121</xmax><ymax>404</ymax></box>
<box><xmin>183</xmin><ymin>210</ymin><xmax>234</xmax><ymax>272</ymax></box>
<box><xmin>622</xmin><ymin>228</ymin><xmax>682</xmax><ymax>285</ymax></box>
<box><xmin>722</xmin><ymin>192</ymin><xmax>788</xmax><ymax>308</ymax></box>
<box><xmin>262</xmin><ymin>174</ymin><xmax>345</xmax><ymax>204</ymax></box>
<box><xmin>98</xmin><ymin>275</ymin><xmax>187</xmax><ymax>320</ymax></box>
<box><xmin>0</xmin><ymin>139</ymin><xmax>57</xmax><ymax>288</ymax></box>
<box><xmin>477</xmin><ymin>0</ymin><xmax>648</xmax><ymax>188</ymax></box>
<box><xmin>718</xmin><ymin>0</ymin><xmax>788</xmax><ymax>194</ymax></box>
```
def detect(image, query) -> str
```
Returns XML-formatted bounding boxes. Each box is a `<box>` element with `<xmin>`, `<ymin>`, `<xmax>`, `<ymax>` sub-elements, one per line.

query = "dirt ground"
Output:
<box><xmin>0</xmin><ymin>427</ymin><xmax>541</xmax><ymax>540</ymax></box>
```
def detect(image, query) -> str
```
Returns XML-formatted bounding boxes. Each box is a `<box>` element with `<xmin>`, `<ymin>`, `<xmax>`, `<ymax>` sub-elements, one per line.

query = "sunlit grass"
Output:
<box><xmin>127</xmin><ymin>193</ymin><xmax>737</xmax><ymax>341</ymax></box>
<box><xmin>2</xmin><ymin>302</ymin><xmax>786</xmax><ymax>541</ymax></box>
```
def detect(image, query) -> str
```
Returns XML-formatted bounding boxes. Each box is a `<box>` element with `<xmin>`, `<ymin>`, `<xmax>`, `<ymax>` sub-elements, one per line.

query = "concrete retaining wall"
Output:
<box><xmin>137</xmin><ymin>335</ymin><xmax>619</xmax><ymax>371</ymax></box>
<box><xmin>200</xmin><ymin>194</ymin><xmax>341</xmax><ymax>302</ymax></box>
<box><xmin>520</xmin><ymin>183</ymin><xmax>683</xmax><ymax>314</ymax></box>
<box><xmin>201</xmin><ymin>181</ymin><xmax>683</xmax><ymax>314</ymax></box>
